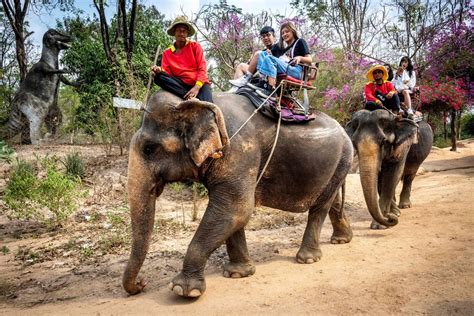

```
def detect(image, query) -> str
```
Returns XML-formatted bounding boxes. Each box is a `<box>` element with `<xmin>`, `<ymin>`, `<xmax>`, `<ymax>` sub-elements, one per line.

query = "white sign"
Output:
<box><xmin>113</xmin><ymin>97</ymin><xmax>142</xmax><ymax>110</ymax></box>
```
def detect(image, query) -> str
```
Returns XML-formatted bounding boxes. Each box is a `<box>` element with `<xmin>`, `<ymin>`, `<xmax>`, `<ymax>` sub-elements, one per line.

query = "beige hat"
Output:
<box><xmin>367</xmin><ymin>65</ymin><xmax>388</xmax><ymax>81</ymax></box>
<box><xmin>167</xmin><ymin>16</ymin><xmax>196</xmax><ymax>37</ymax></box>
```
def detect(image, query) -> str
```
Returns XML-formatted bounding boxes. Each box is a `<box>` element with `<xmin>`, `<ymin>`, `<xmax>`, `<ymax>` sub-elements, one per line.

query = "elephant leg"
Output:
<box><xmin>370</xmin><ymin>197</ymin><xmax>397</xmax><ymax>230</ymax></box>
<box><xmin>223</xmin><ymin>228</ymin><xmax>256</xmax><ymax>278</ymax></box>
<box><xmin>123</xmin><ymin>196</ymin><xmax>156</xmax><ymax>295</ymax></box>
<box><xmin>390</xmin><ymin>196</ymin><xmax>401</xmax><ymax>217</ymax></box>
<box><xmin>370</xmin><ymin>196</ymin><xmax>396</xmax><ymax>230</ymax></box>
<box><xmin>171</xmin><ymin>191</ymin><xmax>254</xmax><ymax>298</ymax></box>
<box><xmin>329</xmin><ymin>189</ymin><xmax>353</xmax><ymax>244</ymax></box>
<box><xmin>296</xmin><ymin>200</ymin><xmax>332</xmax><ymax>264</ymax></box>
<box><xmin>399</xmin><ymin>172</ymin><xmax>416</xmax><ymax>208</ymax></box>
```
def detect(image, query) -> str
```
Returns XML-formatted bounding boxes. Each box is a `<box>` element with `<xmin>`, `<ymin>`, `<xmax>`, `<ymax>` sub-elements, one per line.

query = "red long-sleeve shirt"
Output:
<box><xmin>161</xmin><ymin>41</ymin><xmax>210</xmax><ymax>86</ymax></box>
<box><xmin>365</xmin><ymin>81</ymin><xmax>397</xmax><ymax>102</ymax></box>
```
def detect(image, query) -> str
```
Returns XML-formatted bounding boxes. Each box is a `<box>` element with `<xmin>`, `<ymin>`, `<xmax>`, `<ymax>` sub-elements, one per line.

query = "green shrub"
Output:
<box><xmin>1</xmin><ymin>246</ymin><xmax>10</xmax><ymax>255</ymax></box>
<box><xmin>193</xmin><ymin>183</ymin><xmax>208</xmax><ymax>197</ymax></box>
<box><xmin>461</xmin><ymin>112</ymin><xmax>474</xmax><ymax>139</ymax></box>
<box><xmin>4</xmin><ymin>160</ymin><xmax>38</xmax><ymax>218</ymax></box>
<box><xmin>62</xmin><ymin>152</ymin><xmax>85</xmax><ymax>179</ymax></box>
<box><xmin>169</xmin><ymin>182</ymin><xmax>185</xmax><ymax>193</ymax></box>
<box><xmin>433</xmin><ymin>135</ymin><xmax>451</xmax><ymax>148</ymax></box>
<box><xmin>36</xmin><ymin>166</ymin><xmax>80</xmax><ymax>224</ymax></box>
<box><xmin>4</xmin><ymin>157</ymin><xmax>83</xmax><ymax>227</ymax></box>
<box><xmin>0</xmin><ymin>141</ymin><xmax>15</xmax><ymax>163</ymax></box>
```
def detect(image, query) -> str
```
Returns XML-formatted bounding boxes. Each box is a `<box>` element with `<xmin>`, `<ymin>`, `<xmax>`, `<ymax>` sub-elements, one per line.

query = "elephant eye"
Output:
<box><xmin>142</xmin><ymin>143</ymin><xmax>158</xmax><ymax>156</ymax></box>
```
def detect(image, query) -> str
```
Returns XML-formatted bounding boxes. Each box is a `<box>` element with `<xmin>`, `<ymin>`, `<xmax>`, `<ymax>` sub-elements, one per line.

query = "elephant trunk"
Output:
<box><xmin>358</xmin><ymin>139</ymin><xmax>398</xmax><ymax>227</ymax></box>
<box><xmin>122</xmin><ymin>150</ymin><xmax>163</xmax><ymax>295</ymax></box>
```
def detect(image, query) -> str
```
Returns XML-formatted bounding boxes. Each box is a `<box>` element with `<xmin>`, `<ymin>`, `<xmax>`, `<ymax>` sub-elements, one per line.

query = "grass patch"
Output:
<box><xmin>62</xmin><ymin>152</ymin><xmax>86</xmax><ymax>179</ymax></box>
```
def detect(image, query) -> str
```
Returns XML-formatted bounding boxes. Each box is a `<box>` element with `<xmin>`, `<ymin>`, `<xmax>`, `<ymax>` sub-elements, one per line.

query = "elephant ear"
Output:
<box><xmin>176</xmin><ymin>100</ymin><xmax>229</xmax><ymax>167</ymax></box>
<box><xmin>392</xmin><ymin>118</ymin><xmax>419</xmax><ymax>160</ymax></box>
<box><xmin>345</xmin><ymin>110</ymin><xmax>368</xmax><ymax>139</ymax></box>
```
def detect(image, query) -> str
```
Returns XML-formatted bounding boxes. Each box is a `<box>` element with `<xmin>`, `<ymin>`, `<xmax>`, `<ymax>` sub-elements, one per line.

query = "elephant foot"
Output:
<box><xmin>330</xmin><ymin>219</ymin><xmax>353</xmax><ymax>244</ymax></box>
<box><xmin>399</xmin><ymin>200</ymin><xmax>412</xmax><ymax>209</ymax></box>
<box><xmin>370</xmin><ymin>220</ymin><xmax>389</xmax><ymax>230</ymax></box>
<box><xmin>123</xmin><ymin>277</ymin><xmax>148</xmax><ymax>295</ymax></box>
<box><xmin>223</xmin><ymin>261</ymin><xmax>256</xmax><ymax>278</ymax></box>
<box><xmin>331</xmin><ymin>231</ymin><xmax>353</xmax><ymax>244</ymax></box>
<box><xmin>296</xmin><ymin>247</ymin><xmax>322</xmax><ymax>264</ymax></box>
<box><xmin>169</xmin><ymin>272</ymin><xmax>205</xmax><ymax>298</ymax></box>
<box><xmin>392</xmin><ymin>208</ymin><xmax>401</xmax><ymax>217</ymax></box>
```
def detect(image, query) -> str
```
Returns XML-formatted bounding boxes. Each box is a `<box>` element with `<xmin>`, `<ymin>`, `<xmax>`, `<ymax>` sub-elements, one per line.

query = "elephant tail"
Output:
<box><xmin>0</xmin><ymin>106</ymin><xmax>27</xmax><ymax>141</ymax></box>
<box><xmin>341</xmin><ymin>180</ymin><xmax>346</xmax><ymax>213</ymax></box>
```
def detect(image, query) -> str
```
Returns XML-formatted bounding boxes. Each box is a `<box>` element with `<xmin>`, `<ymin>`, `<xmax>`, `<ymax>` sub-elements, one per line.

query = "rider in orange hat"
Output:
<box><xmin>364</xmin><ymin>65</ymin><xmax>400</xmax><ymax>113</ymax></box>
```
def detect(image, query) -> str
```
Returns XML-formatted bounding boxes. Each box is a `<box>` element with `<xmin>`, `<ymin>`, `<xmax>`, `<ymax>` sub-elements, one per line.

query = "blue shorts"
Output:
<box><xmin>256</xmin><ymin>51</ymin><xmax>303</xmax><ymax>80</ymax></box>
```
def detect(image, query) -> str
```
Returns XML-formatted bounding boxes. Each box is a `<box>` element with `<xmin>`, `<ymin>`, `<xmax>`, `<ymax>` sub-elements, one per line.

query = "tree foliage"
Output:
<box><xmin>0</xmin><ymin>7</ymin><xmax>18</xmax><ymax>122</ymax></box>
<box><xmin>1</xmin><ymin>0</ymin><xmax>473</xmax><ymax>151</ymax></box>
<box><xmin>291</xmin><ymin>0</ymin><xmax>376</xmax><ymax>52</ymax></box>
<box><xmin>194</xmin><ymin>0</ymin><xmax>276</xmax><ymax>90</ymax></box>
<box><xmin>59</xmin><ymin>5</ymin><xmax>171</xmax><ymax>136</ymax></box>
<box><xmin>420</xmin><ymin>1</ymin><xmax>473</xmax><ymax>111</ymax></box>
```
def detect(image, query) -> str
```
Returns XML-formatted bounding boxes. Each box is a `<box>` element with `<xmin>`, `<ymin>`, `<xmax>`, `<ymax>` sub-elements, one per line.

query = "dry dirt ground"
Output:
<box><xmin>0</xmin><ymin>139</ymin><xmax>473</xmax><ymax>315</ymax></box>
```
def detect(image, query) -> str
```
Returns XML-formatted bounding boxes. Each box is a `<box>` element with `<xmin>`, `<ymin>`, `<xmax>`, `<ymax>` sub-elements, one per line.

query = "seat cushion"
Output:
<box><xmin>277</xmin><ymin>74</ymin><xmax>312</xmax><ymax>86</ymax></box>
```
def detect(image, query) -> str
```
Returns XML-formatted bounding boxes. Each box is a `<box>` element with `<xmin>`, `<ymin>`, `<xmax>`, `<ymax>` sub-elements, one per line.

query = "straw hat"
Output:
<box><xmin>167</xmin><ymin>16</ymin><xmax>196</xmax><ymax>37</ymax></box>
<box><xmin>366</xmin><ymin>65</ymin><xmax>388</xmax><ymax>81</ymax></box>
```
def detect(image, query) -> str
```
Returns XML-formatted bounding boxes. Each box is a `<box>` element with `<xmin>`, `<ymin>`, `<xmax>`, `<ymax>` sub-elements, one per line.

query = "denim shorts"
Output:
<box><xmin>256</xmin><ymin>51</ymin><xmax>303</xmax><ymax>79</ymax></box>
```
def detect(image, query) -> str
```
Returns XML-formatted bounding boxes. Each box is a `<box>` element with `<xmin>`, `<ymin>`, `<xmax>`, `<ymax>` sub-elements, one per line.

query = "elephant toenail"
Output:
<box><xmin>306</xmin><ymin>258</ymin><xmax>315</xmax><ymax>264</ymax></box>
<box><xmin>188</xmin><ymin>289</ymin><xmax>202</xmax><ymax>297</ymax></box>
<box><xmin>172</xmin><ymin>285</ymin><xmax>184</xmax><ymax>296</ymax></box>
<box><xmin>231</xmin><ymin>273</ymin><xmax>242</xmax><ymax>278</ymax></box>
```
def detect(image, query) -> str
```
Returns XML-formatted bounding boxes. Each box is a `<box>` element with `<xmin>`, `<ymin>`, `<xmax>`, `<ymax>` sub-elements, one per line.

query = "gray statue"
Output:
<box><xmin>1</xmin><ymin>29</ymin><xmax>72</xmax><ymax>144</ymax></box>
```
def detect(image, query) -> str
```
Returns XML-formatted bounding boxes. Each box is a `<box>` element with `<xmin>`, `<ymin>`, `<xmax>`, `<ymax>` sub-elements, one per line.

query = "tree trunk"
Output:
<box><xmin>456</xmin><ymin>110</ymin><xmax>461</xmax><ymax>140</ymax></box>
<box><xmin>450</xmin><ymin>110</ymin><xmax>457</xmax><ymax>151</ymax></box>
<box><xmin>2</xmin><ymin>0</ymin><xmax>30</xmax><ymax>82</ymax></box>
<box><xmin>93</xmin><ymin>0</ymin><xmax>115</xmax><ymax>63</ymax></box>
<box><xmin>443</xmin><ymin>112</ymin><xmax>447</xmax><ymax>140</ymax></box>
<box><xmin>14</xmin><ymin>31</ymin><xmax>27</xmax><ymax>81</ymax></box>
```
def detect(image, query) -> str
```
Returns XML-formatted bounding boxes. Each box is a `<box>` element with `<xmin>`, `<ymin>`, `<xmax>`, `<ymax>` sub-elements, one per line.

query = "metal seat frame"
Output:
<box><xmin>276</xmin><ymin>62</ymin><xmax>319</xmax><ymax>114</ymax></box>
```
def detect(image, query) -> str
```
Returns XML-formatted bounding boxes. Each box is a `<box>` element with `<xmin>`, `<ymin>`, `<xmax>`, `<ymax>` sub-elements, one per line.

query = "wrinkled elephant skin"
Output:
<box><xmin>346</xmin><ymin>110</ymin><xmax>433</xmax><ymax>229</ymax></box>
<box><xmin>123</xmin><ymin>91</ymin><xmax>354</xmax><ymax>298</ymax></box>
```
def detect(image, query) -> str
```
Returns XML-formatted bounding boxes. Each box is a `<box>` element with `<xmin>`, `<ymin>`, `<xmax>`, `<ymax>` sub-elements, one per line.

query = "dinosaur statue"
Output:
<box><xmin>1</xmin><ymin>29</ymin><xmax>72</xmax><ymax>144</ymax></box>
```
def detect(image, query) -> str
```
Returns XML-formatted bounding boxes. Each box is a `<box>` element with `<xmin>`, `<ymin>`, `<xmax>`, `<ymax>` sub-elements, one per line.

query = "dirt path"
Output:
<box><xmin>1</xmin><ymin>140</ymin><xmax>473</xmax><ymax>315</ymax></box>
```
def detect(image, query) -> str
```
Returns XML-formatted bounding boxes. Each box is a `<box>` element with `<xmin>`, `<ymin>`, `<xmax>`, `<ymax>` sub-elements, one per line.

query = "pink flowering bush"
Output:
<box><xmin>420</xmin><ymin>78</ymin><xmax>468</xmax><ymax>111</ymax></box>
<box><xmin>197</xmin><ymin>3</ymin><xmax>275</xmax><ymax>89</ymax></box>
<box><xmin>308</xmin><ymin>48</ymin><xmax>372</xmax><ymax>123</ymax></box>
<box><xmin>420</xmin><ymin>4</ymin><xmax>473</xmax><ymax>112</ymax></box>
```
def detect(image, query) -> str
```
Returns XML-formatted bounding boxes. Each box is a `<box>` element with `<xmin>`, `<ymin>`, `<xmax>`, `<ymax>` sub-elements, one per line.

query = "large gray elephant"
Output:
<box><xmin>345</xmin><ymin>109</ymin><xmax>433</xmax><ymax>229</ymax></box>
<box><xmin>123</xmin><ymin>90</ymin><xmax>354</xmax><ymax>298</ymax></box>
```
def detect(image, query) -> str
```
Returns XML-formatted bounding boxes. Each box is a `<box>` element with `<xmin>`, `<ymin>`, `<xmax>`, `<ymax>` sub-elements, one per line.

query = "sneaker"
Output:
<box><xmin>225</xmin><ymin>86</ymin><xmax>239</xmax><ymax>93</ymax></box>
<box><xmin>407</xmin><ymin>108</ymin><xmax>414</xmax><ymax>115</ymax></box>
<box><xmin>229</xmin><ymin>74</ymin><xmax>251</xmax><ymax>87</ymax></box>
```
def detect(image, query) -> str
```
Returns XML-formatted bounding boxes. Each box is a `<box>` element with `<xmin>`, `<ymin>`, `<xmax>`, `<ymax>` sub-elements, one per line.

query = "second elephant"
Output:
<box><xmin>346</xmin><ymin>109</ymin><xmax>433</xmax><ymax>229</ymax></box>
